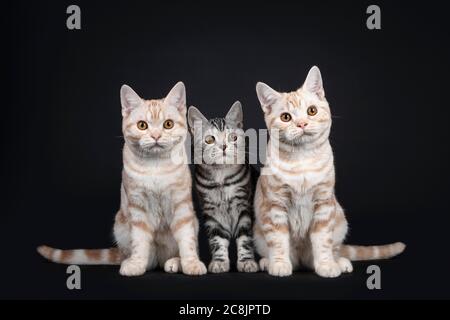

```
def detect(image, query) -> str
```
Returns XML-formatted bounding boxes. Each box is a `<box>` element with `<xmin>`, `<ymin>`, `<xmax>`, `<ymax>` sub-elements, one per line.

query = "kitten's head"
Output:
<box><xmin>188</xmin><ymin>101</ymin><xmax>245</xmax><ymax>165</ymax></box>
<box><xmin>120</xmin><ymin>82</ymin><xmax>187</xmax><ymax>157</ymax></box>
<box><xmin>256</xmin><ymin>66</ymin><xmax>331</xmax><ymax>146</ymax></box>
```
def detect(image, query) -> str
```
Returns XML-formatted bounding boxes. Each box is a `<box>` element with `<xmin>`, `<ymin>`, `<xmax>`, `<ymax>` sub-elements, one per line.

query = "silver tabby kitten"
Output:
<box><xmin>188</xmin><ymin>102</ymin><xmax>259</xmax><ymax>273</ymax></box>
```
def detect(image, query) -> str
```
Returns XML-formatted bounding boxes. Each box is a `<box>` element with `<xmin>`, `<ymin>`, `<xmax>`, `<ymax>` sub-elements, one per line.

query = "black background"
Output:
<box><xmin>2</xmin><ymin>0</ymin><xmax>450</xmax><ymax>299</ymax></box>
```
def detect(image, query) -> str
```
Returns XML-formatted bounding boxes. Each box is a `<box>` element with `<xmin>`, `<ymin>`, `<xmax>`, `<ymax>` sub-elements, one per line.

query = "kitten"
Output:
<box><xmin>254</xmin><ymin>66</ymin><xmax>406</xmax><ymax>277</ymax></box>
<box><xmin>37</xmin><ymin>82</ymin><xmax>207</xmax><ymax>276</ymax></box>
<box><xmin>188</xmin><ymin>102</ymin><xmax>259</xmax><ymax>273</ymax></box>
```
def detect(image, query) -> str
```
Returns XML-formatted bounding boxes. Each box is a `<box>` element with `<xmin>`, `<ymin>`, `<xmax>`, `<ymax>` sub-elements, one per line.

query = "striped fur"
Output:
<box><xmin>254</xmin><ymin>66</ymin><xmax>406</xmax><ymax>277</ymax></box>
<box><xmin>37</xmin><ymin>82</ymin><xmax>206</xmax><ymax>276</ymax></box>
<box><xmin>37</xmin><ymin>246</ymin><xmax>121</xmax><ymax>265</ymax></box>
<box><xmin>188</xmin><ymin>102</ymin><xmax>259</xmax><ymax>273</ymax></box>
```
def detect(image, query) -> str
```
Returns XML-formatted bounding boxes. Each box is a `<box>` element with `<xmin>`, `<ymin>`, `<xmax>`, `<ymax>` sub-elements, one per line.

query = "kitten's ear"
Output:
<box><xmin>165</xmin><ymin>81</ymin><xmax>186</xmax><ymax>114</ymax></box>
<box><xmin>225</xmin><ymin>101</ymin><xmax>243</xmax><ymax>129</ymax></box>
<box><xmin>256</xmin><ymin>82</ymin><xmax>281</xmax><ymax>113</ymax></box>
<box><xmin>120</xmin><ymin>85</ymin><xmax>142</xmax><ymax>117</ymax></box>
<box><xmin>188</xmin><ymin>106</ymin><xmax>208</xmax><ymax>133</ymax></box>
<box><xmin>303</xmin><ymin>66</ymin><xmax>325</xmax><ymax>98</ymax></box>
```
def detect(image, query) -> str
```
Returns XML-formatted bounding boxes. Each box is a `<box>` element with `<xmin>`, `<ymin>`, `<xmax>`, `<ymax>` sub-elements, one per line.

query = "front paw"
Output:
<box><xmin>182</xmin><ymin>259</ymin><xmax>207</xmax><ymax>276</ymax></box>
<box><xmin>237</xmin><ymin>259</ymin><xmax>259</xmax><ymax>273</ymax></box>
<box><xmin>337</xmin><ymin>257</ymin><xmax>353</xmax><ymax>273</ymax></box>
<box><xmin>119</xmin><ymin>258</ymin><xmax>147</xmax><ymax>277</ymax></box>
<box><xmin>164</xmin><ymin>257</ymin><xmax>181</xmax><ymax>273</ymax></box>
<box><xmin>208</xmin><ymin>260</ymin><xmax>230</xmax><ymax>273</ymax></box>
<box><xmin>315</xmin><ymin>261</ymin><xmax>342</xmax><ymax>278</ymax></box>
<box><xmin>268</xmin><ymin>260</ymin><xmax>292</xmax><ymax>277</ymax></box>
<box><xmin>259</xmin><ymin>258</ymin><xmax>269</xmax><ymax>272</ymax></box>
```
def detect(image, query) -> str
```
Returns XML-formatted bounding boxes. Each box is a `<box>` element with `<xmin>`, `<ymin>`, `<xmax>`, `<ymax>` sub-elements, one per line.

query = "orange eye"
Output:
<box><xmin>280</xmin><ymin>113</ymin><xmax>292</xmax><ymax>122</ymax></box>
<box><xmin>307</xmin><ymin>106</ymin><xmax>318</xmax><ymax>116</ymax></box>
<box><xmin>228</xmin><ymin>133</ymin><xmax>238</xmax><ymax>143</ymax></box>
<box><xmin>137</xmin><ymin>121</ymin><xmax>148</xmax><ymax>130</ymax></box>
<box><xmin>163</xmin><ymin>120</ymin><xmax>174</xmax><ymax>129</ymax></box>
<box><xmin>205</xmin><ymin>135</ymin><xmax>215</xmax><ymax>144</ymax></box>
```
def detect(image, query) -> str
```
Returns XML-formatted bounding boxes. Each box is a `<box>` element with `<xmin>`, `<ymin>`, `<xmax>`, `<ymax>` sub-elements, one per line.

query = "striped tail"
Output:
<box><xmin>37</xmin><ymin>245</ymin><xmax>122</xmax><ymax>265</ymax></box>
<box><xmin>339</xmin><ymin>242</ymin><xmax>406</xmax><ymax>261</ymax></box>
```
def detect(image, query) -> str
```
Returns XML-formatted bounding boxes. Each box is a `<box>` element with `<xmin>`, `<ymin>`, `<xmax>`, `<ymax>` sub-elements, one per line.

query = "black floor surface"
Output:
<box><xmin>1</xmin><ymin>196</ymin><xmax>447</xmax><ymax>299</ymax></box>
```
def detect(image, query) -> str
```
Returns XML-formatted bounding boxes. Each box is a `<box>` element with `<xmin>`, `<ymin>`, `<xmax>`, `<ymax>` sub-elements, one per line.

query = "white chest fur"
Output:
<box><xmin>124</xmin><ymin>164</ymin><xmax>188</xmax><ymax>223</ymax></box>
<box><xmin>288</xmin><ymin>191</ymin><xmax>314</xmax><ymax>239</ymax></box>
<box><xmin>266</xmin><ymin>147</ymin><xmax>334</xmax><ymax>239</ymax></box>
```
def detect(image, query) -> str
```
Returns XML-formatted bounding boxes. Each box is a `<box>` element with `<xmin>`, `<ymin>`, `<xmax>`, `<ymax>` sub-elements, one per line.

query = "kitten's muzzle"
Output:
<box><xmin>297</xmin><ymin>121</ymin><xmax>308</xmax><ymax>129</ymax></box>
<box><xmin>141</xmin><ymin>141</ymin><xmax>164</xmax><ymax>151</ymax></box>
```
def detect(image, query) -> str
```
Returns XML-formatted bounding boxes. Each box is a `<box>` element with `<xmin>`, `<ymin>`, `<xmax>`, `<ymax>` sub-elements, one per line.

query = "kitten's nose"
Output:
<box><xmin>151</xmin><ymin>133</ymin><xmax>161</xmax><ymax>141</ymax></box>
<box><xmin>297</xmin><ymin>121</ymin><xmax>308</xmax><ymax>129</ymax></box>
<box><xmin>222</xmin><ymin>144</ymin><xmax>227</xmax><ymax>151</ymax></box>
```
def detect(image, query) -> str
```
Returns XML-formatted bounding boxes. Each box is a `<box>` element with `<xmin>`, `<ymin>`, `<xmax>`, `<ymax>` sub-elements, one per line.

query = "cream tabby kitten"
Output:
<box><xmin>254</xmin><ymin>66</ymin><xmax>405</xmax><ymax>278</ymax></box>
<box><xmin>38</xmin><ymin>82</ymin><xmax>207</xmax><ymax>276</ymax></box>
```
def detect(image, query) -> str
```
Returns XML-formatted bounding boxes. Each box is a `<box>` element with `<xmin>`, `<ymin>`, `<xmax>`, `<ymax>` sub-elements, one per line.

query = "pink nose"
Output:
<box><xmin>297</xmin><ymin>121</ymin><xmax>308</xmax><ymax>129</ymax></box>
<box><xmin>151</xmin><ymin>133</ymin><xmax>161</xmax><ymax>141</ymax></box>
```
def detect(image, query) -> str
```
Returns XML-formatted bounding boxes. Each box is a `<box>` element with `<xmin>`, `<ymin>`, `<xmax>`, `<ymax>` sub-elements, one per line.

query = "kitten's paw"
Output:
<box><xmin>119</xmin><ymin>258</ymin><xmax>147</xmax><ymax>277</ymax></box>
<box><xmin>259</xmin><ymin>258</ymin><xmax>269</xmax><ymax>272</ymax></box>
<box><xmin>337</xmin><ymin>257</ymin><xmax>353</xmax><ymax>273</ymax></box>
<box><xmin>208</xmin><ymin>260</ymin><xmax>230</xmax><ymax>273</ymax></box>
<box><xmin>268</xmin><ymin>260</ymin><xmax>293</xmax><ymax>277</ymax></box>
<box><xmin>315</xmin><ymin>261</ymin><xmax>342</xmax><ymax>278</ymax></box>
<box><xmin>164</xmin><ymin>257</ymin><xmax>181</xmax><ymax>273</ymax></box>
<box><xmin>237</xmin><ymin>260</ymin><xmax>259</xmax><ymax>273</ymax></box>
<box><xmin>182</xmin><ymin>259</ymin><xmax>207</xmax><ymax>276</ymax></box>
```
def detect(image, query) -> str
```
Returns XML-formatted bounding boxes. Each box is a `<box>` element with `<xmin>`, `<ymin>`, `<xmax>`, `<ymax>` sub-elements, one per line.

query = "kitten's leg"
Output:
<box><xmin>332</xmin><ymin>205</ymin><xmax>352</xmax><ymax>273</ymax></box>
<box><xmin>113</xmin><ymin>209</ymin><xmax>131</xmax><ymax>257</ymax></box>
<box><xmin>310</xmin><ymin>195</ymin><xmax>341</xmax><ymax>278</ymax></box>
<box><xmin>205</xmin><ymin>215</ymin><xmax>231</xmax><ymax>273</ymax></box>
<box><xmin>235</xmin><ymin>210</ymin><xmax>258</xmax><ymax>273</ymax></box>
<box><xmin>262</xmin><ymin>206</ymin><xmax>292</xmax><ymax>277</ymax></box>
<box><xmin>170</xmin><ymin>193</ymin><xmax>206</xmax><ymax>276</ymax></box>
<box><xmin>119</xmin><ymin>204</ymin><xmax>154</xmax><ymax>277</ymax></box>
<box><xmin>253</xmin><ymin>223</ymin><xmax>269</xmax><ymax>271</ymax></box>
<box><xmin>157</xmin><ymin>229</ymin><xmax>181</xmax><ymax>274</ymax></box>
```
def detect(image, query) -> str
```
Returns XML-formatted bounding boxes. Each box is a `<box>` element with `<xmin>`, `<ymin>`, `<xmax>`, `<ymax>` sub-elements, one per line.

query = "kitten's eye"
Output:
<box><xmin>163</xmin><ymin>120</ymin><xmax>174</xmax><ymax>129</ymax></box>
<box><xmin>137</xmin><ymin>121</ymin><xmax>148</xmax><ymax>130</ymax></box>
<box><xmin>280</xmin><ymin>113</ymin><xmax>292</xmax><ymax>122</ymax></box>
<box><xmin>205</xmin><ymin>135</ymin><xmax>215</xmax><ymax>144</ymax></box>
<box><xmin>228</xmin><ymin>133</ymin><xmax>238</xmax><ymax>143</ymax></box>
<box><xmin>307</xmin><ymin>106</ymin><xmax>318</xmax><ymax>116</ymax></box>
